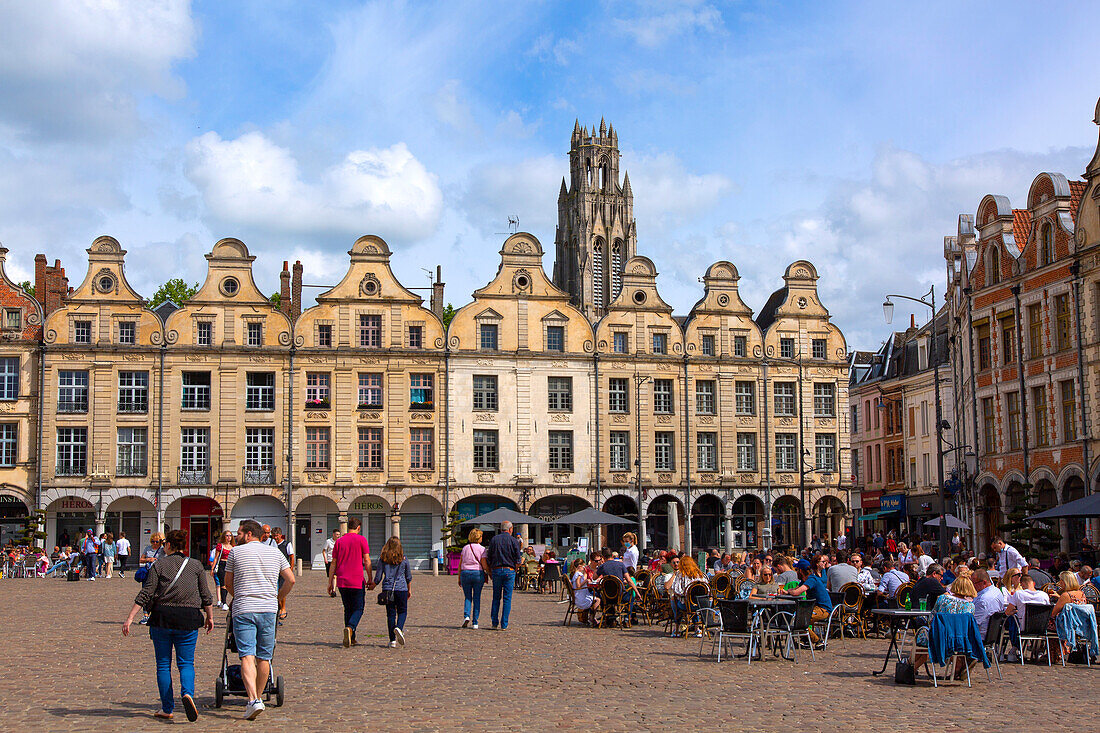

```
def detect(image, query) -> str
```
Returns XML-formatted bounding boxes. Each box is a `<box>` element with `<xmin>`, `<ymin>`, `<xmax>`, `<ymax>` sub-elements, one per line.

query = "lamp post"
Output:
<box><xmin>883</xmin><ymin>285</ymin><xmax>948</xmax><ymax>560</ymax></box>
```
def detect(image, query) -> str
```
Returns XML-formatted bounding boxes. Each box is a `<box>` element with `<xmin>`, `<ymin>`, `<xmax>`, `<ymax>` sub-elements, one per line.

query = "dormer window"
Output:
<box><xmin>317</xmin><ymin>324</ymin><xmax>332</xmax><ymax>347</ymax></box>
<box><xmin>780</xmin><ymin>337</ymin><xmax>795</xmax><ymax>359</ymax></box>
<box><xmin>73</xmin><ymin>320</ymin><xmax>91</xmax><ymax>344</ymax></box>
<box><xmin>196</xmin><ymin>321</ymin><xmax>212</xmax><ymax>347</ymax></box>
<box><xmin>1040</xmin><ymin>223</ymin><xmax>1054</xmax><ymax>266</ymax></box>
<box><xmin>246</xmin><ymin>322</ymin><xmax>263</xmax><ymax>347</ymax></box>
<box><xmin>3</xmin><ymin>309</ymin><xmax>21</xmax><ymax>331</ymax></box>
<box><xmin>701</xmin><ymin>334</ymin><xmax>715</xmax><ymax>356</ymax></box>
<box><xmin>119</xmin><ymin>321</ymin><xmax>136</xmax><ymax>345</ymax></box>
<box><xmin>480</xmin><ymin>323</ymin><xmax>498</xmax><ymax>351</ymax></box>
<box><xmin>652</xmin><ymin>332</ymin><xmax>667</xmax><ymax>355</ymax></box>
<box><xmin>989</xmin><ymin>246</ymin><xmax>1001</xmax><ymax>285</ymax></box>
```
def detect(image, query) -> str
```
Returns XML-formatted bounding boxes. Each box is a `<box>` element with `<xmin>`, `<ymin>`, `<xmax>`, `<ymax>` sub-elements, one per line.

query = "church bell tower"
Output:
<box><xmin>552</xmin><ymin>118</ymin><xmax>638</xmax><ymax>321</ymax></box>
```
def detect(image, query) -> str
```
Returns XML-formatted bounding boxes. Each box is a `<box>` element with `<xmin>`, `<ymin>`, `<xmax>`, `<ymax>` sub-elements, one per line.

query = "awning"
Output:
<box><xmin>859</xmin><ymin>510</ymin><xmax>899</xmax><ymax>521</ymax></box>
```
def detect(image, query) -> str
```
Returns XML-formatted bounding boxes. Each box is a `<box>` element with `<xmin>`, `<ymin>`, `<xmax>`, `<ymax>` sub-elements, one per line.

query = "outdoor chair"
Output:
<box><xmin>733</xmin><ymin>575</ymin><xmax>754</xmax><ymax>600</ymax></box>
<box><xmin>766</xmin><ymin>599</ymin><xmax>817</xmax><ymax>662</ymax></box>
<box><xmin>634</xmin><ymin>583</ymin><xmax>657</xmax><ymax>626</ymax></box>
<box><xmin>634</xmin><ymin>569</ymin><xmax>651</xmax><ymax>589</ymax></box>
<box><xmin>1041</xmin><ymin>582</ymin><xmax>1059</xmax><ymax>596</ymax></box>
<box><xmin>1055</xmin><ymin>603</ymin><xmax>1098</xmax><ymax>667</ymax></box>
<box><xmin>711</xmin><ymin>572</ymin><xmax>732</xmax><ymax>600</ymax></box>
<box><xmin>598</xmin><ymin>576</ymin><xmax>628</xmax><ymax>630</ymax></box>
<box><xmin>893</xmin><ymin>582</ymin><xmax>914</xmax><ymax>609</ymax></box>
<box><xmin>981</xmin><ymin>611</ymin><xmax>1007</xmax><ymax>680</ymax></box>
<box><xmin>684</xmin><ymin>581</ymin><xmax>713</xmax><ymax>635</ymax></box>
<box><xmin>541</xmin><ymin>562</ymin><xmax>562</xmax><ymax>595</ymax></box>
<box><xmin>700</xmin><ymin>600</ymin><xmax>761</xmax><ymax>664</ymax></box>
<box><xmin>561</xmin><ymin>574</ymin><xmax>579</xmax><ymax>627</ymax></box>
<box><xmin>1082</xmin><ymin>583</ymin><xmax>1100</xmax><ymax>615</ymax></box>
<box><xmin>1018</xmin><ymin>603</ymin><xmax>1055</xmax><ymax>666</ymax></box>
<box><xmin>927</xmin><ymin>613</ymin><xmax>991</xmax><ymax>688</ymax></box>
<box><xmin>836</xmin><ymin>582</ymin><xmax>867</xmax><ymax>639</ymax></box>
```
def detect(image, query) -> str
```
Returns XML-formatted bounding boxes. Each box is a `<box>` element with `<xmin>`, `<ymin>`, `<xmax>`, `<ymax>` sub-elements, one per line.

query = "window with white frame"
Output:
<box><xmin>774</xmin><ymin>382</ymin><xmax>796</xmax><ymax>416</ymax></box>
<box><xmin>3</xmin><ymin>308</ymin><xmax>21</xmax><ymax>331</ymax></box>
<box><xmin>407</xmin><ymin>325</ymin><xmax>423</xmax><ymax>349</ymax></box>
<box><xmin>181</xmin><ymin>371</ymin><xmax>211</xmax><ymax>410</ymax></box>
<box><xmin>546</xmin><ymin>325</ymin><xmax>564</xmax><ymax>352</ymax></box>
<box><xmin>608</xmin><ymin>378</ymin><xmax>629</xmax><ymax>413</ymax></box>
<box><xmin>609</xmin><ymin>431</ymin><xmax>629</xmax><ymax>471</ymax></box>
<box><xmin>245</xmin><ymin>427</ymin><xmax>274</xmax><ymax>469</ymax></box>
<box><xmin>196</xmin><ymin>321</ymin><xmax>212</xmax><ymax>347</ymax></box>
<box><xmin>0</xmin><ymin>357</ymin><xmax>18</xmax><ymax>400</ymax></box>
<box><xmin>653</xmin><ymin>379</ymin><xmax>673</xmax><ymax>414</ymax></box>
<box><xmin>652</xmin><ymin>332</ymin><xmax>668</xmax><ymax>355</ymax></box>
<box><xmin>735</xmin><ymin>381</ymin><xmax>755</xmax><ymax>415</ymax></box>
<box><xmin>654</xmin><ymin>432</ymin><xmax>674</xmax><ymax>471</ymax></box>
<box><xmin>180</xmin><ymin>428</ymin><xmax>209</xmax><ymax>471</ymax></box>
<box><xmin>695</xmin><ymin>380</ymin><xmax>716</xmax><ymax>415</ymax></box>
<box><xmin>0</xmin><ymin>423</ymin><xmax>16</xmax><ymax>467</ymax></box>
<box><xmin>697</xmin><ymin>432</ymin><xmax>717</xmax><ymax>471</ymax></box>
<box><xmin>119</xmin><ymin>321</ymin><xmax>136</xmax><ymax>345</ymax></box>
<box><xmin>358</xmin><ymin>373</ymin><xmax>383</xmax><ymax>408</ymax></box>
<box><xmin>58</xmin><ymin>370</ymin><xmax>89</xmax><ymax>412</ymax></box>
<box><xmin>116</xmin><ymin>427</ymin><xmax>146</xmax><ymax>476</ymax></box>
<box><xmin>118</xmin><ymin>371</ymin><xmax>148</xmax><ymax>413</ymax></box>
<box><xmin>737</xmin><ymin>432</ymin><xmax>757</xmax><ymax>471</ymax></box>
<box><xmin>812</xmin><ymin>338</ymin><xmax>827</xmax><ymax>359</ymax></box>
<box><xmin>246</xmin><ymin>372</ymin><xmax>275</xmax><ymax>410</ymax></box>
<box><xmin>775</xmin><ymin>433</ymin><xmax>797</xmax><ymax>471</ymax></box>
<box><xmin>813</xmin><ymin>383</ymin><xmax>835</xmax><ymax>417</ymax></box>
<box><xmin>613</xmin><ymin>332</ymin><xmax>628</xmax><ymax>354</ymax></box>
<box><xmin>479</xmin><ymin>323</ymin><xmax>498</xmax><ymax>350</ymax></box>
<box><xmin>73</xmin><ymin>320</ymin><xmax>91</xmax><ymax>344</ymax></box>
<box><xmin>359</xmin><ymin>314</ymin><xmax>382</xmax><ymax>348</ymax></box>
<box><xmin>780</xmin><ymin>337</ymin><xmax>795</xmax><ymax>359</ymax></box>
<box><xmin>316</xmin><ymin>323</ymin><xmax>332</xmax><ymax>347</ymax></box>
<box><xmin>733</xmin><ymin>335</ymin><xmax>747</xmax><ymax>357</ymax></box>
<box><xmin>473</xmin><ymin>429</ymin><xmax>498</xmax><ymax>470</ymax></box>
<box><xmin>246</xmin><ymin>321</ymin><xmax>263</xmax><ymax>347</ymax></box>
<box><xmin>56</xmin><ymin>427</ymin><xmax>87</xmax><ymax>476</ymax></box>
<box><xmin>701</xmin><ymin>334</ymin><xmax>715</xmax><ymax>356</ymax></box>
<box><xmin>815</xmin><ymin>434</ymin><xmax>836</xmax><ymax>472</ymax></box>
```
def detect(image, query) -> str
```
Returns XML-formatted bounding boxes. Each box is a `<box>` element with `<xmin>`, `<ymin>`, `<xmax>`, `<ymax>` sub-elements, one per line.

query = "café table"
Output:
<box><xmin>869</xmin><ymin>608</ymin><xmax>933</xmax><ymax>675</ymax></box>
<box><xmin>738</xmin><ymin>597</ymin><xmax>797</xmax><ymax>660</ymax></box>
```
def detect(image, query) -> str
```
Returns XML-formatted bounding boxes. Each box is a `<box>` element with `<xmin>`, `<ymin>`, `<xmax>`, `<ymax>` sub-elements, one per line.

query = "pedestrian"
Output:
<box><xmin>122</xmin><ymin>528</ymin><xmax>214</xmax><ymax>722</ymax></box>
<box><xmin>273</xmin><ymin>528</ymin><xmax>294</xmax><ymax>622</ymax></box>
<box><xmin>80</xmin><ymin>529</ymin><xmax>100</xmax><ymax>581</ymax></box>
<box><xmin>487</xmin><ymin>519</ymin><xmax>522</xmax><ymax>630</ymax></box>
<box><xmin>327</xmin><ymin>517</ymin><xmax>372</xmax><ymax>647</ymax></box>
<box><xmin>225</xmin><ymin>519</ymin><xmax>295</xmax><ymax>721</ymax></box>
<box><xmin>97</xmin><ymin>533</ymin><xmax>107</xmax><ymax>574</ymax></box>
<box><xmin>211</xmin><ymin>531</ymin><xmax>233</xmax><ymax>610</ymax></box>
<box><xmin>323</xmin><ymin>528</ymin><xmax>341</xmax><ymax>575</ymax></box>
<box><xmin>459</xmin><ymin>528</ymin><xmax>488</xmax><ymax>629</ymax></box>
<box><xmin>374</xmin><ymin>536</ymin><xmax>412</xmax><ymax>648</ymax></box>
<box><xmin>102</xmin><ymin>532</ymin><xmax>117</xmax><ymax>578</ymax></box>
<box><xmin>116</xmin><ymin>531</ymin><xmax>131</xmax><ymax>578</ymax></box>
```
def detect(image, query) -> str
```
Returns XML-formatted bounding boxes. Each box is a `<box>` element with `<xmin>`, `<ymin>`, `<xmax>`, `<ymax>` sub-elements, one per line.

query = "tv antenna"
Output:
<box><xmin>494</xmin><ymin>215</ymin><xmax>520</xmax><ymax>236</ymax></box>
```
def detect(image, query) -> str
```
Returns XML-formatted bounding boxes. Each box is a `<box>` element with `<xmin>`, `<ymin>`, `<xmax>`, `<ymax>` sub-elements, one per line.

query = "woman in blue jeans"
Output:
<box><xmin>375</xmin><ymin>536</ymin><xmax>413</xmax><ymax>648</ymax></box>
<box><xmin>458</xmin><ymin>529</ymin><xmax>489</xmax><ymax>628</ymax></box>
<box><xmin>123</xmin><ymin>529</ymin><xmax>214</xmax><ymax>721</ymax></box>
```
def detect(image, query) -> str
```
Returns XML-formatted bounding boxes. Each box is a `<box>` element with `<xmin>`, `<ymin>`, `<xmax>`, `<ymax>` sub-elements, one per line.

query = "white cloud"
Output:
<box><xmin>460</xmin><ymin>154</ymin><xmax>561</xmax><ymax>238</ymax></box>
<box><xmin>628</xmin><ymin>151</ymin><xmax>733</xmax><ymax>229</ymax></box>
<box><xmin>614</xmin><ymin>1</ymin><xmax>723</xmax><ymax>48</ymax></box>
<box><xmin>0</xmin><ymin>0</ymin><xmax>195</xmax><ymax>141</ymax></box>
<box><xmin>184</xmin><ymin>131</ymin><xmax>443</xmax><ymax>242</ymax></box>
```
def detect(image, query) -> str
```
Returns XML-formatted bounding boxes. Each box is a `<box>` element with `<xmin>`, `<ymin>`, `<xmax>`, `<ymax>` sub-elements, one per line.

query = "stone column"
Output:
<box><xmin>1060</xmin><ymin>519</ymin><xmax>1071</xmax><ymax>553</ymax></box>
<box><xmin>724</xmin><ymin>513</ymin><xmax>734</xmax><ymax>554</ymax></box>
<box><xmin>668</xmin><ymin>502</ymin><xmax>680</xmax><ymax>551</ymax></box>
<box><xmin>518</xmin><ymin>523</ymin><xmax>529</xmax><ymax>547</ymax></box>
<box><xmin>391</xmin><ymin>508</ymin><xmax>401</xmax><ymax>539</ymax></box>
<box><xmin>339</xmin><ymin>512</ymin><xmax>348</xmax><ymax>534</ymax></box>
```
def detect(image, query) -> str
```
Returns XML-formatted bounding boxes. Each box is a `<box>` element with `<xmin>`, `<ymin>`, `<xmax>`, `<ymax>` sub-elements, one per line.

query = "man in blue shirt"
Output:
<box><xmin>486</xmin><ymin>520</ymin><xmax>522</xmax><ymax>630</ymax></box>
<box><xmin>782</xmin><ymin>559</ymin><xmax>833</xmax><ymax>644</ymax></box>
<box><xmin>81</xmin><ymin>529</ymin><xmax>100</xmax><ymax>581</ymax></box>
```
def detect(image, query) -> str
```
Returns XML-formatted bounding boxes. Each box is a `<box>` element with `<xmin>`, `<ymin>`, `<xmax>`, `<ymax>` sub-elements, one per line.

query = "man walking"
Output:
<box><xmin>225</xmin><ymin>520</ymin><xmax>295</xmax><ymax>720</ymax></box>
<box><xmin>81</xmin><ymin>529</ymin><xmax>100</xmax><ymax>581</ymax></box>
<box><xmin>487</xmin><ymin>520</ymin><xmax>521</xmax><ymax>630</ymax></box>
<box><xmin>323</xmin><ymin>529</ymin><xmax>341</xmax><ymax>575</ymax></box>
<box><xmin>327</xmin><ymin>517</ymin><xmax>372</xmax><ymax>647</ymax></box>
<box><xmin>116</xmin><ymin>531</ymin><xmax>131</xmax><ymax>578</ymax></box>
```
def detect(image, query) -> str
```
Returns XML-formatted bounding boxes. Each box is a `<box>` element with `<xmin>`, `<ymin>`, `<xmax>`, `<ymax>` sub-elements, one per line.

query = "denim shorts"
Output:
<box><xmin>232</xmin><ymin>612</ymin><xmax>277</xmax><ymax>660</ymax></box>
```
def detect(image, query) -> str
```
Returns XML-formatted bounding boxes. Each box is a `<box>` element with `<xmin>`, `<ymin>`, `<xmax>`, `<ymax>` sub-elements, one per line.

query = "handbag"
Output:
<box><xmin>134</xmin><ymin>566</ymin><xmax>148</xmax><ymax>583</ymax></box>
<box><xmin>376</xmin><ymin>563</ymin><xmax>397</xmax><ymax>605</ymax></box>
<box><xmin>894</xmin><ymin>659</ymin><xmax>916</xmax><ymax>685</ymax></box>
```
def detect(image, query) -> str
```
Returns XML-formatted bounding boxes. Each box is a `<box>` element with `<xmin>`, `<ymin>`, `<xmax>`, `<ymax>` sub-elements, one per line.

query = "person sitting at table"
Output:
<box><xmin>780</xmin><ymin>559</ymin><xmax>833</xmax><ymax>645</ymax></box>
<box><xmin>653</xmin><ymin>557</ymin><xmax>675</xmax><ymax>596</ymax></box>
<box><xmin>851</xmin><ymin>553</ymin><xmax>877</xmax><ymax>594</ymax></box>
<box><xmin>749</xmin><ymin>557</ymin><xmax>763</xmax><ymax>580</ymax></box>
<box><xmin>665</xmin><ymin>556</ymin><xmax>706</xmax><ymax>632</ymax></box>
<box><xmin>774</xmin><ymin>556</ymin><xmax>798</xmax><ymax>588</ymax></box>
<box><xmin>941</xmin><ymin>558</ymin><xmax>957</xmax><ymax>586</ymax></box>
<box><xmin>750</xmin><ymin>567</ymin><xmax>779</xmax><ymax>597</ymax></box>
<box><xmin>971</xmin><ymin>570</ymin><xmax>1005</xmax><ymax>638</ymax></box>
<box><xmin>877</xmin><ymin>559</ymin><xmax>910</xmax><ymax>603</ymax></box>
<box><xmin>999</xmin><ymin>568</ymin><xmax>1021</xmax><ymax>601</ymax></box>
<box><xmin>596</xmin><ymin>548</ymin><xmax>625</xmax><ymax>582</ymax></box>
<box><xmin>1050</xmin><ymin>571</ymin><xmax>1088</xmax><ymax>618</ymax></box>
<box><xmin>1003</xmin><ymin>573</ymin><xmax>1049</xmax><ymax>662</ymax></box>
<box><xmin>909</xmin><ymin>576</ymin><xmax>979</xmax><ymax>677</ymax></box>
<box><xmin>569</xmin><ymin>559</ymin><xmax>600</xmax><ymax>626</ymax></box>
<box><xmin>585</xmin><ymin>552</ymin><xmax>601</xmax><ymax>580</ymax></box>
<box><xmin>719</xmin><ymin>553</ymin><xmax>735</xmax><ymax>572</ymax></box>
<box><xmin>826</xmin><ymin>550</ymin><xmax>858</xmax><ymax>592</ymax></box>
<box><xmin>909</xmin><ymin>563</ymin><xmax>947</xmax><ymax>610</ymax></box>
<box><xmin>1049</xmin><ymin>571</ymin><xmax>1097</xmax><ymax>661</ymax></box>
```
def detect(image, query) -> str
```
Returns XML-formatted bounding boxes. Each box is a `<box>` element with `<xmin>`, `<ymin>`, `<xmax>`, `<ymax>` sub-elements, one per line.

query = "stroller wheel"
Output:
<box><xmin>215</xmin><ymin>677</ymin><xmax>224</xmax><ymax>708</ymax></box>
<box><xmin>275</xmin><ymin>676</ymin><xmax>285</xmax><ymax>707</ymax></box>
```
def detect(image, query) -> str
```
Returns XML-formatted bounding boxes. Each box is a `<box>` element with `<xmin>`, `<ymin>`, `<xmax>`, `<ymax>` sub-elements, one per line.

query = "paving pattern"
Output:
<box><xmin>0</xmin><ymin>571</ymin><xmax>1091</xmax><ymax>732</ymax></box>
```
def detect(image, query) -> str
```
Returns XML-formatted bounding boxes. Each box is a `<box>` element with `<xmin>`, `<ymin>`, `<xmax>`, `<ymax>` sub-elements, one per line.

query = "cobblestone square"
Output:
<box><xmin>0</xmin><ymin>571</ymin><xmax>1090</xmax><ymax>732</ymax></box>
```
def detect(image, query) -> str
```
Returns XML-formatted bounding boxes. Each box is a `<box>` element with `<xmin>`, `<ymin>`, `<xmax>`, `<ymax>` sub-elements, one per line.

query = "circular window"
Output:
<box><xmin>363</xmin><ymin>280</ymin><xmax>378</xmax><ymax>295</ymax></box>
<box><xmin>632</xmin><ymin>290</ymin><xmax>647</xmax><ymax>305</ymax></box>
<box><xmin>516</xmin><ymin>275</ymin><xmax>529</xmax><ymax>289</ymax></box>
<box><xmin>717</xmin><ymin>294</ymin><xmax>730</xmax><ymax>307</ymax></box>
<box><xmin>221</xmin><ymin>277</ymin><xmax>240</xmax><ymax>296</ymax></box>
<box><xmin>97</xmin><ymin>275</ymin><xmax>114</xmax><ymax>293</ymax></box>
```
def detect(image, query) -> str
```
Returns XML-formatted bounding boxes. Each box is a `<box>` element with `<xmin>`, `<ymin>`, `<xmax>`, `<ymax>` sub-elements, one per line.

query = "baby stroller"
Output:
<box><xmin>214</xmin><ymin>608</ymin><xmax>285</xmax><ymax>709</ymax></box>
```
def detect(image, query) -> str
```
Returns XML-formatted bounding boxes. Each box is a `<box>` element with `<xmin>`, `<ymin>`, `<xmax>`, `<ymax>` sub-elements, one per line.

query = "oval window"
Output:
<box><xmin>221</xmin><ymin>277</ymin><xmax>240</xmax><ymax>296</ymax></box>
<box><xmin>632</xmin><ymin>290</ymin><xmax>646</xmax><ymax>305</ymax></box>
<box><xmin>97</xmin><ymin>275</ymin><xmax>114</xmax><ymax>292</ymax></box>
<box><xmin>363</xmin><ymin>280</ymin><xmax>378</xmax><ymax>295</ymax></box>
<box><xmin>516</xmin><ymin>275</ymin><xmax>529</xmax><ymax>289</ymax></box>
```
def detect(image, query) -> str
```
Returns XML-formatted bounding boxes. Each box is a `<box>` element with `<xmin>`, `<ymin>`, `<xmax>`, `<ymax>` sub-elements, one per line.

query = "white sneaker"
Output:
<box><xmin>463</xmin><ymin>616</ymin><xmax>470</xmax><ymax>628</ymax></box>
<box><xmin>394</xmin><ymin>627</ymin><xmax>405</xmax><ymax>646</ymax></box>
<box><xmin>389</xmin><ymin>641</ymin><xmax>397</xmax><ymax>648</ymax></box>
<box><xmin>244</xmin><ymin>699</ymin><xmax>265</xmax><ymax>720</ymax></box>
<box><xmin>472</xmin><ymin>623</ymin><xmax>479</xmax><ymax>629</ymax></box>
<box><xmin>221</xmin><ymin>603</ymin><xmax>230</xmax><ymax>611</ymax></box>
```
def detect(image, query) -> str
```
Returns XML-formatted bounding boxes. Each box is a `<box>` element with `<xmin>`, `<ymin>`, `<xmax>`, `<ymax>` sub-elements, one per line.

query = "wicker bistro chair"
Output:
<box><xmin>700</xmin><ymin>600</ymin><xmax>762</xmax><ymax>663</ymax></box>
<box><xmin>1082</xmin><ymin>581</ymin><xmax>1100</xmax><ymax>609</ymax></box>
<box><xmin>893</xmin><ymin>582</ymin><xmax>914</xmax><ymax>609</ymax></box>
<box><xmin>634</xmin><ymin>569</ymin><xmax>652</xmax><ymax>589</ymax></box>
<box><xmin>1018</xmin><ymin>603</ymin><xmax>1055</xmax><ymax>666</ymax></box>
<box><xmin>598</xmin><ymin>576</ymin><xmax>628</xmax><ymax>630</ymax></box>
<box><xmin>711</xmin><ymin>572</ymin><xmax>732</xmax><ymax>600</ymax></box>
<box><xmin>684</xmin><ymin>581</ymin><xmax>714</xmax><ymax>635</ymax></box>
<box><xmin>733</xmin><ymin>575</ymin><xmax>755</xmax><ymax>600</ymax></box>
<box><xmin>838</xmin><ymin>583</ymin><xmax>867</xmax><ymax>638</ymax></box>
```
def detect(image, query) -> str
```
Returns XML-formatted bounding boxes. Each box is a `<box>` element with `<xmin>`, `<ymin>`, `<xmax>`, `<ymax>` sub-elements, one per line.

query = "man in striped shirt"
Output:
<box><xmin>226</xmin><ymin>519</ymin><xmax>295</xmax><ymax>720</ymax></box>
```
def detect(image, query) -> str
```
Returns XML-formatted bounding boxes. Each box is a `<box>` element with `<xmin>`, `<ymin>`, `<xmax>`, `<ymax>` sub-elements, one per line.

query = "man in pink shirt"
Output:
<box><xmin>327</xmin><ymin>517</ymin><xmax>373</xmax><ymax>647</ymax></box>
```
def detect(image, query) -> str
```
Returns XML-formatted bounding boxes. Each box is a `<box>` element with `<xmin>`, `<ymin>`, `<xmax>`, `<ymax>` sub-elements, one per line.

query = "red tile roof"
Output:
<box><xmin>1013</xmin><ymin>209</ymin><xmax>1032</xmax><ymax>249</ymax></box>
<box><xmin>1070</xmin><ymin>180</ymin><xmax>1087</xmax><ymax>222</ymax></box>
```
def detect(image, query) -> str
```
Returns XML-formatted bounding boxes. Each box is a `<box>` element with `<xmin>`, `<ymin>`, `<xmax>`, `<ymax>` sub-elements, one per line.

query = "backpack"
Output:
<box><xmin>277</xmin><ymin>540</ymin><xmax>292</xmax><ymax>562</ymax></box>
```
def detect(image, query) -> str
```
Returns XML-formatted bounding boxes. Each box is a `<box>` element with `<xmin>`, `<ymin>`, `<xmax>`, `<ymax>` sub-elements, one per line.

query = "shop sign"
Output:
<box><xmin>860</xmin><ymin>490</ymin><xmax>883</xmax><ymax>510</ymax></box>
<box><xmin>0</xmin><ymin>495</ymin><xmax>25</xmax><ymax>504</ymax></box>
<box><xmin>879</xmin><ymin>494</ymin><xmax>906</xmax><ymax>515</ymax></box>
<box><xmin>351</xmin><ymin>500</ymin><xmax>386</xmax><ymax>512</ymax></box>
<box><xmin>59</xmin><ymin>498</ymin><xmax>93</xmax><ymax>511</ymax></box>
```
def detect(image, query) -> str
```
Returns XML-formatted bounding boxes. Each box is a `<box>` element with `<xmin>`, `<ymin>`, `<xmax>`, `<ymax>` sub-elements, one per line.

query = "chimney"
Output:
<box><xmin>910</xmin><ymin>313</ymin><xmax>916</xmax><ymax>329</ymax></box>
<box><xmin>291</xmin><ymin>260</ymin><xmax>303</xmax><ymax>323</ymax></box>
<box><xmin>279</xmin><ymin>261</ymin><xmax>291</xmax><ymax>316</ymax></box>
<box><xmin>431</xmin><ymin>265</ymin><xmax>445</xmax><ymax>318</ymax></box>
<box><xmin>34</xmin><ymin>254</ymin><xmax>46</xmax><ymax>311</ymax></box>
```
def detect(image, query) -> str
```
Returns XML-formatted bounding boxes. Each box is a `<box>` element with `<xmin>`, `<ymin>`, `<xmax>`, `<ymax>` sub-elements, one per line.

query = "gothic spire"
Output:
<box><xmin>599</xmin><ymin>117</ymin><xmax>607</xmax><ymax>137</ymax></box>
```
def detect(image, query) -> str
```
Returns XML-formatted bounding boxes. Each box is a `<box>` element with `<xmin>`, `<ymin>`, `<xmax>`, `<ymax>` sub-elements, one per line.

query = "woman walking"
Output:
<box><xmin>375</xmin><ymin>537</ymin><xmax>412</xmax><ymax>648</ymax></box>
<box><xmin>211</xmin><ymin>531</ymin><xmax>234</xmax><ymax>610</ymax></box>
<box><xmin>122</xmin><ymin>529</ymin><xmax>214</xmax><ymax>722</ymax></box>
<box><xmin>102</xmin><ymin>533</ymin><xmax>117</xmax><ymax>579</ymax></box>
<box><xmin>459</xmin><ymin>529</ymin><xmax>488</xmax><ymax>628</ymax></box>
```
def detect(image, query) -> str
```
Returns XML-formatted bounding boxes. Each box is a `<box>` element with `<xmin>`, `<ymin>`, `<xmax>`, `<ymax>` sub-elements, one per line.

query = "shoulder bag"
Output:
<box><xmin>377</xmin><ymin>563</ymin><xmax>396</xmax><ymax>605</ymax></box>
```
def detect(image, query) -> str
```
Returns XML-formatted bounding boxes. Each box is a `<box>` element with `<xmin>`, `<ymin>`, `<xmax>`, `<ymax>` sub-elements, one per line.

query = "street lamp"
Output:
<box><xmin>883</xmin><ymin>285</ymin><xmax>949</xmax><ymax>560</ymax></box>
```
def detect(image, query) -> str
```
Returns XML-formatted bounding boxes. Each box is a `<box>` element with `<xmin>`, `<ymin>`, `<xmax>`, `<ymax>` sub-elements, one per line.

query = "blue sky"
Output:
<box><xmin>2</xmin><ymin>1</ymin><xmax>1099</xmax><ymax>348</ymax></box>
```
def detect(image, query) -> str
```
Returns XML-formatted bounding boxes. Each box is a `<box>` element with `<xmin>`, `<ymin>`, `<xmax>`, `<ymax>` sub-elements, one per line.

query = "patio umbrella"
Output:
<box><xmin>1030</xmin><ymin>493</ymin><xmax>1100</xmax><ymax>521</ymax></box>
<box><xmin>923</xmin><ymin>514</ymin><xmax>969</xmax><ymax>530</ymax></box>
<box><xmin>553</xmin><ymin>507</ymin><xmax>635</xmax><ymax>525</ymax></box>
<box><xmin>462</xmin><ymin>507</ymin><xmax>545</xmax><ymax>525</ymax></box>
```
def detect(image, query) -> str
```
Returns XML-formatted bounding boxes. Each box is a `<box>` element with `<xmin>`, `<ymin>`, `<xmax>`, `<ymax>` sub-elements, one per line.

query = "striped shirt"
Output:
<box><xmin>226</xmin><ymin>540</ymin><xmax>289</xmax><ymax>615</ymax></box>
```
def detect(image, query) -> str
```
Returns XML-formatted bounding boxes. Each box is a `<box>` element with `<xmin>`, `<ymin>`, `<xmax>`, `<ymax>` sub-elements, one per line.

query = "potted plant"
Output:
<box><xmin>304</xmin><ymin>397</ymin><xmax>331</xmax><ymax>409</ymax></box>
<box><xmin>440</xmin><ymin>510</ymin><xmax>466</xmax><ymax>575</ymax></box>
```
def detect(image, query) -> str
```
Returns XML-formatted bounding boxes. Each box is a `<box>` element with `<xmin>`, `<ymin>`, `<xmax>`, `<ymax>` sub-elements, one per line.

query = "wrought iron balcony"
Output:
<box><xmin>177</xmin><ymin>467</ymin><xmax>211</xmax><ymax>485</ymax></box>
<box><xmin>117</xmin><ymin>399</ymin><xmax>148</xmax><ymax>414</ymax></box>
<box><xmin>243</xmin><ymin>466</ymin><xmax>276</xmax><ymax>485</ymax></box>
<box><xmin>55</xmin><ymin>463</ymin><xmax>86</xmax><ymax>477</ymax></box>
<box><xmin>116</xmin><ymin>463</ymin><xmax>147</xmax><ymax>477</ymax></box>
<box><xmin>57</xmin><ymin>398</ymin><xmax>88</xmax><ymax>413</ymax></box>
